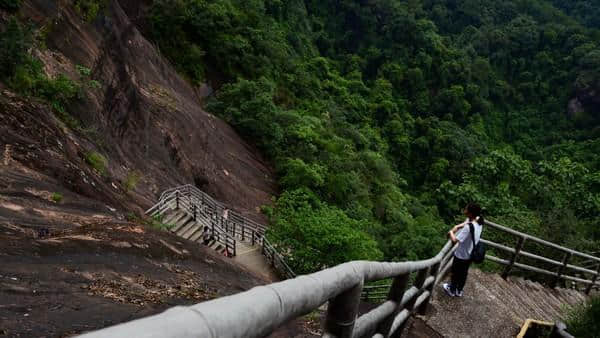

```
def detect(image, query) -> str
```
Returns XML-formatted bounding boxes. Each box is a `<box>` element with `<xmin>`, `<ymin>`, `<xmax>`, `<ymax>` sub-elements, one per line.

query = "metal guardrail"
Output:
<box><xmin>147</xmin><ymin>187</ymin><xmax>237</xmax><ymax>255</ymax></box>
<box><xmin>483</xmin><ymin>220</ymin><xmax>600</xmax><ymax>294</ymax></box>
<box><xmin>79</xmin><ymin>241</ymin><xmax>456</xmax><ymax>338</ymax></box>
<box><xmin>146</xmin><ymin>185</ymin><xmax>296</xmax><ymax>278</ymax></box>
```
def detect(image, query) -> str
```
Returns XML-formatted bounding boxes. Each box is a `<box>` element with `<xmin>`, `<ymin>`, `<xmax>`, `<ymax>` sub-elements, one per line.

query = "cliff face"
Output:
<box><xmin>0</xmin><ymin>1</ymin><xmax>279</xmax><ymax>335</ymax></box>
<box><xmin>2</xmin><ymin>0</ymin><xmax>276</xmax><ymax>220</ymax></box>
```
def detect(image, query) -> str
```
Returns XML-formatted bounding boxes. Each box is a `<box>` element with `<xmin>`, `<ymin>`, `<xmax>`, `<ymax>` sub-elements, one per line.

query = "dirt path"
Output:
<box><xmin>234</xmin><ymin>241</ymin><xmax>279</xmax><ymax>282</ymax></box>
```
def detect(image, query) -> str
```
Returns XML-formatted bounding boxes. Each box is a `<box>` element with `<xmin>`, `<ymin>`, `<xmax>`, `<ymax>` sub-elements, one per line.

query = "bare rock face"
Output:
<box><xmin>569</xmin><ymin>77</ymin><xmax>600</xmax><ymax>126</ymax></box>
<box><xmin>2</xmin><ymin>0</ymin><xmax>276</xmax><ymax>220</ymax></box>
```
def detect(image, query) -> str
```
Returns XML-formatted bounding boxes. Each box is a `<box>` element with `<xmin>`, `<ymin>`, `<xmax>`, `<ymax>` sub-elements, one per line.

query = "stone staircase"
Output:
<box><xmin>147</xmin><ymin>185</ymin><xmax>296</xmax><ymax>280</ymax></box>
<box><xmin>162</xmin><ymin>209</ymin><xmax>230</xmax><ymax>256</ymax></box>
<box><xmin>424</xmin><ymin>268</ymin><xmax>589</xmax><ymax>337</ymax></box>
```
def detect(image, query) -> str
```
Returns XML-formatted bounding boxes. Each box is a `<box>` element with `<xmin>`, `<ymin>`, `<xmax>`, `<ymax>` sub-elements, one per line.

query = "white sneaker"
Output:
<box><xmin>442</xmin><ymin>283</ymin><xmax>455</xmax><ymax>297</ymax></box>
<box><xmin>455</xmin><ymin>290</ymin><xmax>464</xmax><ymax>297</ymax></box>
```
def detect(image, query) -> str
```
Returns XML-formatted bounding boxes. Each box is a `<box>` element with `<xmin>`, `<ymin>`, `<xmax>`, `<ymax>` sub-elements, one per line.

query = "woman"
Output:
<box><xmin>442</xmin><ymin>203</ymin><xmax>484</xmax><ymax>297</ymax></box>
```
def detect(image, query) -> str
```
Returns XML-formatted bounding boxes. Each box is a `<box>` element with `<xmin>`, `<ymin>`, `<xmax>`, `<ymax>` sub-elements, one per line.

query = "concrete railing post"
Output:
<box><xmin>552</xmin><ymin>252</ymin><xmax>571</xmax><ymax>288</ymax></box>
<box><xmin>271</xmin><ymin>249</ymin><xmax>275</xmax><ymax>267</ymax></box>
<box><xmin>324</xmin><ymin>281</ymin><xmax>363</xmax><ymax>338</ymax></box>
<box><xmin>418</xmin><ymin>261</ymin><xmax>440</xmax><ymax>315</ymax></box>
<box><xmin>376</xmin><ymin>273</ymin><xmax>410</xmax><ymax>336</ymax></box>
<box><xmin>392</xmin><ymin>268</ymin><xmax>428</xmax><ymax>336</ymax></box>
<box><xmin>502</xmin><ymin>236</ymin><xmax>525</xmax><ymax>279</ymax></box>
<box><xmin>585</xmin><ymin>264</ymin><xmax>600</xmax><ymax>294</ymax></box>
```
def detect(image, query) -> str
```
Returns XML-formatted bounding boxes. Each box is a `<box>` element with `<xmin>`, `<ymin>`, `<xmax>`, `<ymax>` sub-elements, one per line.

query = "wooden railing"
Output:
<box><xmin>79</xmin><ymin>241</ymin><xmax>457</xmax><ymax>338</ymax></box>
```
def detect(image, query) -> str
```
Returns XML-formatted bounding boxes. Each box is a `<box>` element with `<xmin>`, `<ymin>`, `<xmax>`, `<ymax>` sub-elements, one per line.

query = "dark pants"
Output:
<box><xmin>450</xmin><ymin>256</ymin><xmax>472</xmax><ymax>293</ymax></box>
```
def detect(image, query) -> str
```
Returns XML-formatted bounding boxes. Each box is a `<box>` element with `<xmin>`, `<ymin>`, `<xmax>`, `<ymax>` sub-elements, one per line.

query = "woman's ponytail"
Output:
<box><xmin>467</xmin><ymin>203</ymin><xmax>484</xmax><ymax>225</ymax></box>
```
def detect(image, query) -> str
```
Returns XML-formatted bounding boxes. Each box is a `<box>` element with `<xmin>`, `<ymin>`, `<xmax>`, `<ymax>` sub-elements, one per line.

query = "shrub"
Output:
<box><xmin>50</xmin><ymin>192</ymin><xmax>63</xmax><ymax>203</ymax></box>
<box><xmin>74</xmin><ymin>0</ymin><xmax>104</xmax><ymax>22</ymax></box>
<box><xmin>125</xmin><ymin>171</ymin><xmax>141</xmax><ymax>192</ymax></box>
<box><xmin>266</xmin><ymin>188</ymin><xmax>383</xmax><ymax>274</ymax></box>
<box><xmin>0</xmin><ymin>0</ymin><xmax>21</xmax><ymax>12</ymax></box>
<box><xmin>85</xmin><ymin>151</ymin><xmax>107</xmax><ymax>175</ymax></box>
<box><xmin>0</xmin><ymin>17</ymin><xmax>31</xmax><ymax>79</ymax></box>
<box><xmin>565</xmin><ymin>296</ymin><xmax>600</xmax><ymax>336</ymax></box>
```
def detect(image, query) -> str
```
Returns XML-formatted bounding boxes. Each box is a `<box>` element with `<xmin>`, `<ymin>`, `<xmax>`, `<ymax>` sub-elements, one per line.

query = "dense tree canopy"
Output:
<box><xmin>149</xmin><ymin>0</ymin><xmax>600</xmax><ymax>271</ymax></box>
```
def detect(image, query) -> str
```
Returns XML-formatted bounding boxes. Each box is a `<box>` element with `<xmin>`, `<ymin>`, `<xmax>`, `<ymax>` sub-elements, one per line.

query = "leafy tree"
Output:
<box><xmin>266</xmin><ymin>189</ymin><xmax>383</xmax><ymax>274</ymax></box>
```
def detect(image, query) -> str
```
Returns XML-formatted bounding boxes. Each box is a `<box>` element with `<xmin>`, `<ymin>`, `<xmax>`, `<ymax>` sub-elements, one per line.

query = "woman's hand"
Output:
<box><xmin>448</xmin><ymin>229</ymin><xmax>458</xmax><ymax>243</ymax></box>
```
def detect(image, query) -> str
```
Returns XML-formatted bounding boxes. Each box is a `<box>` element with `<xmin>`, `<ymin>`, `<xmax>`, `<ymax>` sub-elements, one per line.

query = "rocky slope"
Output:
<box><xmin>3</xmin><ymin>0</ymin><xmax>276</xmax><ymax>221</ymax></box>
<box><xmin>0</xmin><ymin>0</ymin><xmax>283</xmax><ymax>336</ymax></box>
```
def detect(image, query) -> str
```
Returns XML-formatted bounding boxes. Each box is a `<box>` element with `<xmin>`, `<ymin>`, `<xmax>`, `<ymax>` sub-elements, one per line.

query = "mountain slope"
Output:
<box><xmin>3</xmin><ymin>0</ymin><xmax>276</xmax><ymax>220</ymax></box>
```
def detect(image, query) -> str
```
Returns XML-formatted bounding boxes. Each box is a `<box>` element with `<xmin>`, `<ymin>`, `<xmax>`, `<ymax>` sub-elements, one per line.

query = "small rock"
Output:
<box><xmin>24</xmin><ymin>314</ymin><xmax>29</xmax><ymax>317</ymax></box>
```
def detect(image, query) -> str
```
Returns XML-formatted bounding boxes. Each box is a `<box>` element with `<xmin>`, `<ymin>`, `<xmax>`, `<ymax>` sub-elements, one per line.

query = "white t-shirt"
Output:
<box><xmin>454</xmin><ymin>219</ymin><xmax>482</xmax><ymax>260</ymax></box>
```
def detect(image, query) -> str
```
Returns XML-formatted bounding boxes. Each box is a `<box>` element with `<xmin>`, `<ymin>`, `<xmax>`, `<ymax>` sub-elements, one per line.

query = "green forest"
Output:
<box><xmin>147</xmin><ymin>0</ymin><xmax>600</xmax><ymax>273</ymax></box>
<box><xmin>2</xmin><ymin>0</ymin><xmax>598</xmax><ymax>274</ymax></box>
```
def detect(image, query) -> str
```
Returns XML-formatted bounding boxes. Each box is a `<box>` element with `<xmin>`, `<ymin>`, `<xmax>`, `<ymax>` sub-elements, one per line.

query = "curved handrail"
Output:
<box><xmin>78</xmin><ymin>241</ymin><xmax>454</xmax><ymax>338</ymax></box>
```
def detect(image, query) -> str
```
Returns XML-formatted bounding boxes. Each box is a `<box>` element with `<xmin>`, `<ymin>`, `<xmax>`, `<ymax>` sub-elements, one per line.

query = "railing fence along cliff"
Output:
<box><xmin>80</xmin><ymin>240</ymin><xmax>457</xmax><ymax>338</ymax></box>
<box><xmin>363</xmin><ymin>220</ymin><xmax>600</xmax><ymax>302</ymax></box>
<box><xmin>101</xmin><ymin>185</ymin><xmax>599</xmax><ymax>338</ymax></box>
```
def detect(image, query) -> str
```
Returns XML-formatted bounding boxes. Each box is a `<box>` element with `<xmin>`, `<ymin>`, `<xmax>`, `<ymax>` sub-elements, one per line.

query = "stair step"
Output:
<box><xmin>189</xmin><ymin>228</ymin><xmax>206</xmax><ymax>242</ymax></box>
<box><xmin>175</xmin><ymin>219</ymin><xmax>196</xmax><ymax>237</ymax></box>
<box><xmin>171</xmin><ymin>212</ymin><xmax>187</xmax><ymax>232</ymax></box>
<box><xmin>181</xmin><ymin>223</ymin><xmax>202</xmax><ymax>239</ymax></box>
<box><xmin>170</xmin><ymin>215</ymin><xmax>190</xmax><ymax>232</ymax></box>
<box><xmin>163</xmin><ymin>212</ymin><xmax>183</xmax><ymax>226</ymax></box>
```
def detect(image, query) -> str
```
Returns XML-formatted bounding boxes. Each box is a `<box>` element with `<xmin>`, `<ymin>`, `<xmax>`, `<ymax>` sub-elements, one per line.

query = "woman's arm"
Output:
<box><xmin>448</xmin><ymin>220</ymin><xmax>468</xmax><ymax>243</ymax></box>
<box><xmin>448</xmin><ymin>229</ymin><xmax>458</xmax><ymax>243</ymax></box>
<box><xmin>451</xmin><ymin>220</ymin><xmax>468</xmax><ymax>233</ymax></box>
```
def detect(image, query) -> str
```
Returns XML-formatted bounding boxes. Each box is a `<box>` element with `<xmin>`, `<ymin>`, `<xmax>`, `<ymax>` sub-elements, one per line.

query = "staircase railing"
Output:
<box><xmin>146</xmin><ymin>185</ymin><xmax>237</xmax><ymax>256</ymax></box>
<box><xmin>79</xmin><ymin>211</ymin><xmax>597</xmax><ymax>338</ymax></box>
<box><xmin>79</xmin><ymin>241</ymin><xmax>457</xmax><ymax>338</ymax></box>
<box><xmin>146</xmin><ymin>185</ymin><xmax>294</xmax><ymax>277</ymax></box>
<box><xmin>362</xmin><ymin>220</ymin><xmax>600</xmax><ymax>302</ymax></box>
<box><xmin>482</xmin><ymin>220</ymin><xmax>600</xmax><ymax>294</ymax></box>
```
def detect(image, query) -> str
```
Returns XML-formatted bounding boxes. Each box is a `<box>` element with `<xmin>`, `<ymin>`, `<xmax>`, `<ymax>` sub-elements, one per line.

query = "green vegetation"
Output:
<box><xmin>150</xmin><ymin>0</ymin><xmax>600</xmax><ymax>271</ymax></box>
<box><xmin>127</xmin><ymin>213</ymin><xmax>172</xmax><ymax>230</ymax></box>
<box><xmin>74</xmin><ymin>0</ymin><xmax>105</xmax><ymax>23</ymax></box>
<box><xmin>566</xmin><ymin>296</ymin><xmax>600</xmax><ymax>336</ymax></box>
<box><xmin>125</xmin><ymin>171</ymin><xmax>141</xmax><ymax>192</ymax></box>
<box><xmin>0</xmin><ymin>17</ymin><xmax>80</xmax><ymax>128</ymax></box>
<box><xmin>50</xmin><ymin>192</ymin><xmax>63</xmax><ymax>203</ymax></box>
<box><xmin>85</xmin><ymin>151</ymin><xmax>107</xmax><ymax>175</ymax></box>
<box><xmin>0</xmin><ymin>0</ymin><xmax>20</xmax><ymax>12</ymax></box>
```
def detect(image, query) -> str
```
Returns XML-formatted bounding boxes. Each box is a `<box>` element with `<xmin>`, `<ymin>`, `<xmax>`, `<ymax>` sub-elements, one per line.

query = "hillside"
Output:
<box><xmin>1</xmin><ymin>0</ymin><xmax>599</xmax><ymax>335</ymax></box>
<box><xmin>0</xmin><ymin>0</ymin><xmax>283</xmax><ymax>336</ymax></box>
<box><xmin>136</xmin><ymin>0</ymin><xmax>600</xmax><ymax>273</ymax></box>
<box><xmin>1</xmin><ymin>0</ymin><xmax>276</xmax><ymax>220</ymax></box>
